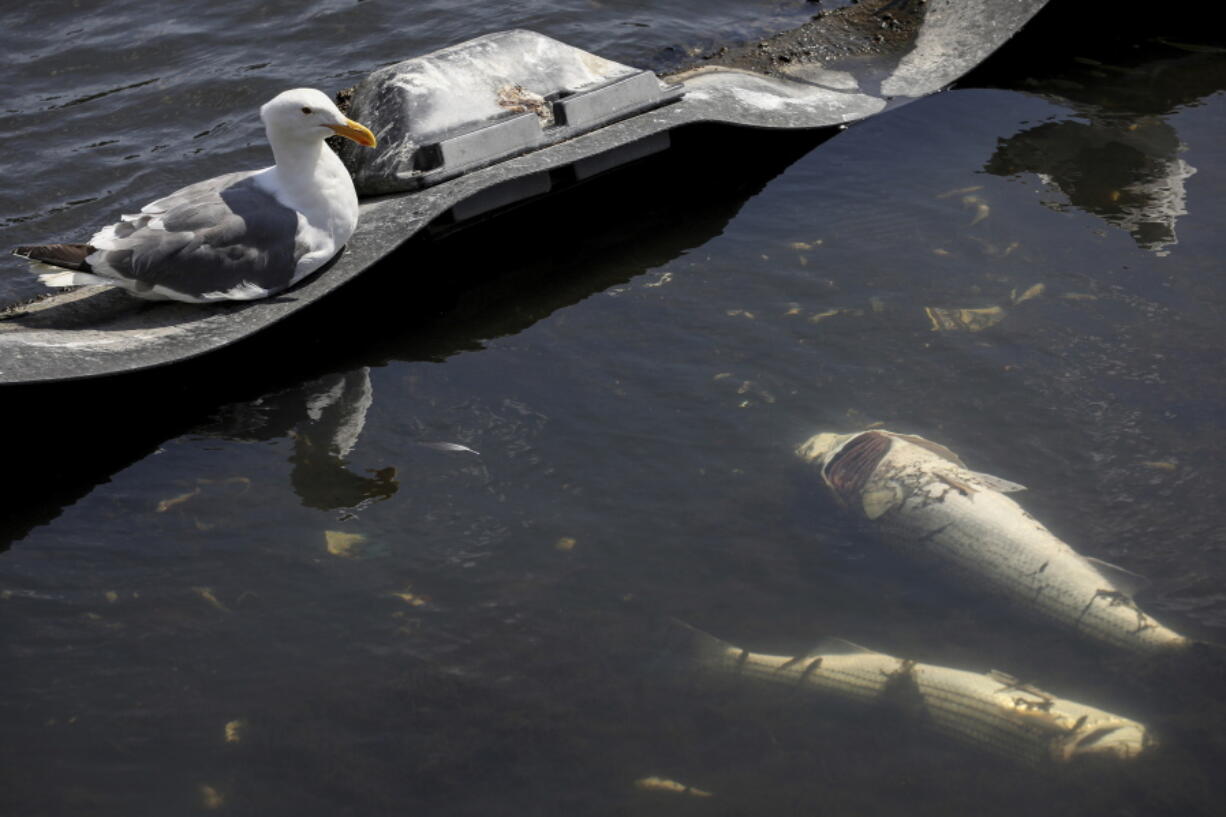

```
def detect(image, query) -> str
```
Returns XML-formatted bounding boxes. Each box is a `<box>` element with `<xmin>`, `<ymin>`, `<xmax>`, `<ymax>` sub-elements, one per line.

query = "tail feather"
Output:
<box><xmin>36</xmin><ymin>269</ymin><xmax>116</xmax><ymax>289</ymax></box>
<box><xmin>13</xmin><ymin>243</ymin><xmax>94</xmax><ymax>272</ymax></box>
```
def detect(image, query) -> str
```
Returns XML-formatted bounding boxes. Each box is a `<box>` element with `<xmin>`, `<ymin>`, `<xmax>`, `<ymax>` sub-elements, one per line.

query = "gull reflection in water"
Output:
<box><xmin>985</xmin><ymin>115</ymin><xmax>1194</xmax><ymax>253</ymax></box>
<box><xmin>199</xmin><ymin>367</ymin><xmax>398</xmax><ymax>511</ymax></box>
<box><xmin>982</xmin><ymin>46</ymin><xmax>1226</xmax><ymax>254</ymax></box>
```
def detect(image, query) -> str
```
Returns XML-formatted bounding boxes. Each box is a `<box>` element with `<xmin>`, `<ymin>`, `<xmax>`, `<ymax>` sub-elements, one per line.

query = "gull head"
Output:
<box><xmin>260</xmin><ymin>88</ymin><xmax>376</xmax><ymax>148</ymax></box>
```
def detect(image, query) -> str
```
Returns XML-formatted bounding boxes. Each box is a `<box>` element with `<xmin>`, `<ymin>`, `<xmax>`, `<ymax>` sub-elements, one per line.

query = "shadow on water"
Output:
<box><xmin>0</xmin><ymin>124</ymin><xmax>832</xmax><ymax>550</ymax></box>
<box><xmin>194</xmin><ymin>367</ymin><xmax>399</xmax><ymax>512</ymax></box>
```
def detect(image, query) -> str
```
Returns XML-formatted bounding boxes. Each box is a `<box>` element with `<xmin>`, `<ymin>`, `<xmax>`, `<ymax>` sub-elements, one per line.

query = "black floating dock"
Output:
<box><xmin>0</xmin><ymin>0</ymin><xmax>1050</xmax><ymax>385</ymax></box>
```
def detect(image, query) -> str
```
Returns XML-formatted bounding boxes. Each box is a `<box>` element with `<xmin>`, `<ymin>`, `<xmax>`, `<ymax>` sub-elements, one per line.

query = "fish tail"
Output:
<box><xmin>653</xmin><ymin>618</ymin><xmax>741</xmax><ymax>677</ymax></box>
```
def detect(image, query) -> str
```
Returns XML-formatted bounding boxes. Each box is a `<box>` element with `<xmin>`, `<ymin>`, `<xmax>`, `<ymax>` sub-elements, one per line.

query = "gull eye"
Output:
<box><xmin>301</xmin><ymin>106</ymin><xmax>313</xmax><ymax>115</ymax></box>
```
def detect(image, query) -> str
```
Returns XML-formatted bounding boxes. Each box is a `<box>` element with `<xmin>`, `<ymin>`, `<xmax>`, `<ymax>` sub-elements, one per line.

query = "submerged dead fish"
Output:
<box><xmin>797</xmin><ymin>430</ymin><xmax>1190</xmax><ymax>652</ymax></box>
<box><xmin>681</xmin><ymin>622</ymin><xmax>1151</xmax><ymax>765</ymax></box>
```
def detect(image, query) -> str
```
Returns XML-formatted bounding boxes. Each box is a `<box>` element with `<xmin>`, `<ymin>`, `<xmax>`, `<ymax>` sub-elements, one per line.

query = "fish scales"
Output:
<box><xmin>913</xmin><ymin>667</ymin><xmax>1055</xmax><ymax>764</ymax></box>
<box><xmin>798</xmin><ymin>430</ymin><xmax>1190</xmax><ymax>652</ymax></box>
<box><xmin>686</xmin><ymin>626</ymin><xmax>1149</xmax><ymax>764</ymax></box>
<box><xmin>763</xmin><ymin>653</ymin><xmax>1046</xmax><ymax>762</ymax></box>
<box><xmin>733</xmin><ymin>650</ymin><xmax>886</xmax><ymax>703</ymax></box>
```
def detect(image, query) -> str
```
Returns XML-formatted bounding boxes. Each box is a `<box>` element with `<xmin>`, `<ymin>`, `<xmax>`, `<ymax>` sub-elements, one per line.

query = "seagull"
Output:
<box><xmin>12</xmin><ymin>88</ymin><xmax>377</xmax><ymax>303</ymax></box>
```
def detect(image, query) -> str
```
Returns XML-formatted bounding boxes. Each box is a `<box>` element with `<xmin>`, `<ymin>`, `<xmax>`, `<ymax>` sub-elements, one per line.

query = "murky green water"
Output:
<box><xmin>3</xmin><ymin>6</ymin><xmax>1226</xmax><ymax>816</ymax></box>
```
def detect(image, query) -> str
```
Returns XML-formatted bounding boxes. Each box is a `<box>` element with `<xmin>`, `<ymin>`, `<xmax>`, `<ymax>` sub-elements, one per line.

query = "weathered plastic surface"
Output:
<box><xmin>339</xmin><ymin>30</ymin><xmax>685</xmax><ymax>194</ymax></box>
<box><xmin>0</xmin><ymin>0</ymin><xmax>1049</xmax><ymax>385</ymax></box>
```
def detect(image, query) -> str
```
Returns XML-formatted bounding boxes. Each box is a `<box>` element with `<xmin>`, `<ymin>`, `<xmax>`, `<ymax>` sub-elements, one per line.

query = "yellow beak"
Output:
<box><xmin>326</xmin><ymin>119</ymin><xmax>377</xmax><ymax>148</ymax></box>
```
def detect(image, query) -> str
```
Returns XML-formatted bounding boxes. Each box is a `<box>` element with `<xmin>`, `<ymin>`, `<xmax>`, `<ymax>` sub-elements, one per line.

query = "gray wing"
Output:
<box><xmin>90</xmin><ymin>172</ymin><xmax>308</xmax><ymax>299</ymax></box>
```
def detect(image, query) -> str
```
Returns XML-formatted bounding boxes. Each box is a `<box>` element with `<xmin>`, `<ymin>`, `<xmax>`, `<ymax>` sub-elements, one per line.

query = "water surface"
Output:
<box><xmin>2</xmin><ymin>3</ymin><xmax>1226</xmax><ymax>816</ymax></box>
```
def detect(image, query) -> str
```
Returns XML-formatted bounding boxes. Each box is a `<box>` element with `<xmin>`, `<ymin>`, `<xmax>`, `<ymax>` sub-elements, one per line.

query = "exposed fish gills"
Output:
<box><xmin>796</xmin><ymin>430</ymin><xmax>1190</xmax><ymax>652</ymax></box>
<box><xmin>682</xmin><ymin>623</ymin><xmax>1152</xmax><ymax>765</ymax></box>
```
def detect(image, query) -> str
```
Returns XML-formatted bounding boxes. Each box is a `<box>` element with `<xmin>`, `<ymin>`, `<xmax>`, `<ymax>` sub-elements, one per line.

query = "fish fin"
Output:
<box><xmin>987</xmin><ymin>670</ymin><xmax>1049</xmax><ymax>700</ymax></box>
<box><xmin>965</xmin><ymin>470</ymin><xmax>1027</xmax><ymax>493</ymax></box>
<box><xmin>1084</xmin><ymin>557</ymin><xmax>1150</xmax><ymax>596</ymax></box>
<box><xmin>797</xmin><ymin>432</ymin><xmax>850</xmax><ymax>464</ymax></box>
<box><xmin>889</xmin><ymin>433</ymin><xmax>968</xmax><ymax>468</ymax></box>
<box><xmin>661</xmin><ymin>618</ymin><xmax>738</xmax><ymax>671</ymax></box>
<box><xmin>862</xmin><ymin>486</ymin><xmax>903</xmax><ymax>520</ymax></box>
<box><xmin>890</xmin><ymin>432</ymin><xmax>1026</xmax><ymax>492</ymax></box>
<box><xmin>809</xmin><ymin>637</ymin><xmax>880</xmax><ymax>656</ymax></box>
<box><xmin>987</xmin><ymin>669</ymin><xmax>1020</xmax><ymax>686</ymax></box>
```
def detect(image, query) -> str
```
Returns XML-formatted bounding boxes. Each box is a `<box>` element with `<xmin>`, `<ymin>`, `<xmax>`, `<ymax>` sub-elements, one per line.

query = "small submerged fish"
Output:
<box><xmin>634</xmin><ymin>776</ymin><xmax>712</xmax><ymax>797</ymax></box>
<box><xmin>796</xmin><ymin>430</ymin><xmax>1190</xmax><ymax>652</ymax></box>
<box><xmin>680</xmin><ymin>623</ymin><xmax>1152</xmax><ymax>765</ymax></box>
<box><xmin>416</xmin><ymin>441</ymin><xmax>481</xmax><ymax>455</ymax></box>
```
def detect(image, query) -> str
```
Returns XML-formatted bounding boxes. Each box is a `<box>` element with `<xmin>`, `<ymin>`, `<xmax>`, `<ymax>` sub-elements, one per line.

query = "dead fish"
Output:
<box><xmin>324</xmin><ymin>530</ymin><xmax>366</xmax><ymax>558</ymax></box>
<box><xmin>1011</xmin><ymin>283</ymin><xmax>1045</xmax><ymax>305</ymax></box>
<box><xmin>156</xmin><ymin>487</ymin><xmax>201</xmax><ymax>513</ymax></box>
<box><xmin>924</xmin><ymin>304</ymin><xmax>1005</xmax><ymax>332</ymax></box>
<box><xmin>936</xmin><ymin>184</ymin><xmax>984</xmax><ymax>199</ymax></box>
<box><xmin>963</xmin><ymin>194</ymin><xmax>991</xmax><ymax>225</ymax></box>
<box><xmin>634</xmin><ymin>776</ymin><xmax>712</xmax><ymax>797</ymax></box>
<box><xmin>796</xmin><ymin>430</ymin><xmax>1190</xmax><ymax>652</ymax></box>
<box><xmin>680</xmin><ymin>622</ymin><xmax>1151</xmax><ymax>765</ymax></box>
<box><xmin>199</xmin><ymin>784</ymin><xmax>225</xmax><ymax>810</ymax></box>
<box><xmin>416</xmin><ymin>441</ymin><xmax>480</xmax><ymax>455</ymax></box>
<box><xmin>193</xmin><ymin>587</ymin><xmax>232</xmax><ymax>614</ymax></box>
<box><xmin>224</xmin><ymin>719</ymin><xmax>245</xmax><ymax>744</ymax></box>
